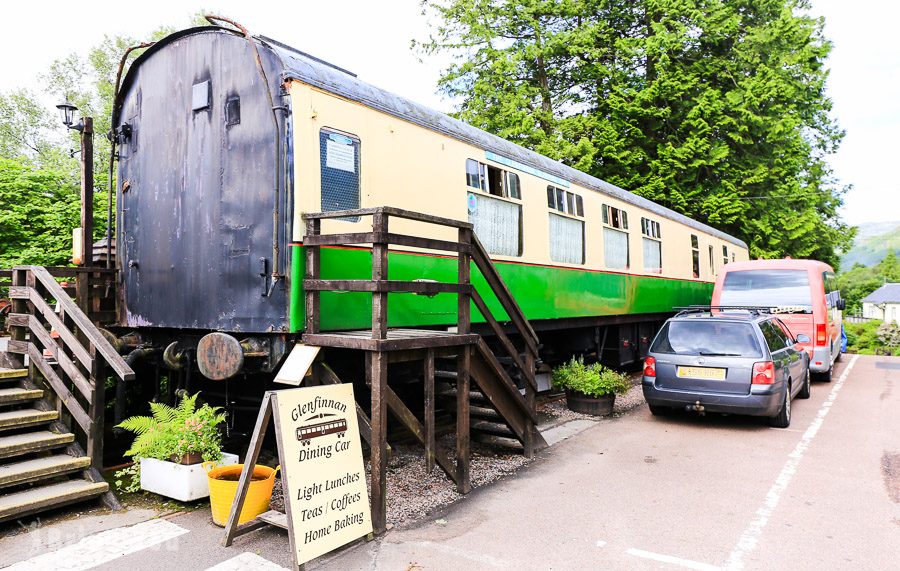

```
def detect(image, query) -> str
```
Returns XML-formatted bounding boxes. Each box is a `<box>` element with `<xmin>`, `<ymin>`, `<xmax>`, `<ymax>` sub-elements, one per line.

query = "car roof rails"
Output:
<box><xmin>673</xmin><ymin>305</ymin><xmax>774</xmax><ymax>317</ymax></box>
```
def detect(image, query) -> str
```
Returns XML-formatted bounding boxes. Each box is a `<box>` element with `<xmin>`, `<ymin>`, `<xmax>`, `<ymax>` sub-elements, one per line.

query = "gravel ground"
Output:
<box><xmin>270</xmin><ymin>371</ymin><xmax>647</xmax><ymax>529</ymax></box>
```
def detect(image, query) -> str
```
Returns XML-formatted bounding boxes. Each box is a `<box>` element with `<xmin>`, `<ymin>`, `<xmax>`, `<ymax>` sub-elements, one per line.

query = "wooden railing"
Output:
<box><xmin>0</xmin><ymin>266</ymin><xmax>117</xmax><ymax>325</ymax></box>
<box><xmin>302</xmin><ymin>206</ymin><xmax>540</xmax><ymax>430</ymax></box>
<box><xmin>6</xmin><ymin>266</ymin><xmax>135</xmax><ymax>470</ymax></box>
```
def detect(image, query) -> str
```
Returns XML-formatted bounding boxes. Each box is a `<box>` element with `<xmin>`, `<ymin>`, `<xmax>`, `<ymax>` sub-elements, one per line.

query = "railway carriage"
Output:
<box><xmin>111</xmin><ymin>25</ymin><xmax>748</xmax><ymax>392</ymax></box>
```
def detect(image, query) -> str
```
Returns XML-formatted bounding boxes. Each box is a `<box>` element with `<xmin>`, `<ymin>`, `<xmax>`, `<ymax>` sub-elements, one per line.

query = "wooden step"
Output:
<box><xmin>0</xmin><ymin>387</ymin><xmax>44</xmax><ymax>405</ymax></box>
<box><xmin>0</xmin><ymin>431</ymin><xmax>74</xmax><ymax>459</ymax></box>
<box><xmin>0</xmin><ymin>454</ymin><xmax>91</xmax><ymax>488</ymax></box>
<box><xmin>445</xmin><ymin>403</ymin><xmax>502</xmax><ymax>421</ymax></box>
<box><xmin>0</xmin><ymin>408</ymin><xmax>58</xmax><ymax>431</ymax></box>
<box><xmin>0</xmin><ymin>479</ymin><xmax>108</xmax><ymax>523</ymax></box>
<box><xmin>473</xmin><ymin>432</ymin><xmax>524</xmax><ymax>451</ymax></box>
<box><xmin>0</xmin><ymin>369</ymin><xmax>28</xmax><ymax>381</ymax></box>
<box><xmin>472</xmin><ymin>420</ymin><xmax>516</xmax><ymax>438</ymax></box>
<box><xmin>258</xmin><ymin>509</ymin><xmax>288</xmax><ymax>529</ymax></box>
<box><xmin>436</xmin><ymin>388</ymin><xmax>488</xmax><ymax>403</ymax></box>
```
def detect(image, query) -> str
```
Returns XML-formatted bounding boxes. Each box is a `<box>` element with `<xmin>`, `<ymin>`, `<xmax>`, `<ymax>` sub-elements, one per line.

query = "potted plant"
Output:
<box><xmin>552</xmin><ymin>357</ymin><xmax>630</xmax><ymax>416</ymax></box>
<box><xmin>117</xmin><ymin>392</ymin><xmax>237</xmax><ymax>501</ymax></box>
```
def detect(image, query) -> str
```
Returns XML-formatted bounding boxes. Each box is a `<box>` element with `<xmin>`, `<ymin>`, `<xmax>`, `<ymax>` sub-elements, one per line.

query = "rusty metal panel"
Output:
<box><xmin>116</xmin><ymin>30</ymin><xmax>289</xmax><ymax>332</ymax></box>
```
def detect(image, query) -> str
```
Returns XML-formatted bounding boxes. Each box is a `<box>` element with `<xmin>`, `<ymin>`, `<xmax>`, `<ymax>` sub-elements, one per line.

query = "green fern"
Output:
<box><xmin>116</xmin><ymin>392</ymin><xmax>226</xmax><ymax>462</ymax></box>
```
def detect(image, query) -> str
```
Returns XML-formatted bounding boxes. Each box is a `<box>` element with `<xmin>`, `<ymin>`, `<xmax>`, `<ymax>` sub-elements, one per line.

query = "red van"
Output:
<box><xmin>711</xmin><ymin>259</ymin><xmax>844</xmax><ymax>381</ymax></box>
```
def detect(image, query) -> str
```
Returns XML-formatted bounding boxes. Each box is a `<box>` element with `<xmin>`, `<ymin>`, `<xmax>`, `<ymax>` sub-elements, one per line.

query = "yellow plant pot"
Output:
<box><xmin>203</xmin><ymin>462</ymin><xmax>279</xmax><ymax>527</ymax></box>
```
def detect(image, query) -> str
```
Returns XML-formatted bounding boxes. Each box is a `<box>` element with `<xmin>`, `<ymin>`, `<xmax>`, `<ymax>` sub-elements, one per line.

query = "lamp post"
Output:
<box><xmin>56</xmin><ymin>100</ymin><xmax>93</xmax><ymax>270</ymax></box>
<box><xmin>57</xmin><ymin>100</ymin><xmax>93</xmax><ymax>312</ymax></box>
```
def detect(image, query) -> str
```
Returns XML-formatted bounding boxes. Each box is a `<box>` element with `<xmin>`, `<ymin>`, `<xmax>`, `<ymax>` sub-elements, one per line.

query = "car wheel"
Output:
<box><xmin>648</xmin><ymin>404</ymin><xmax>669</xmax><ymax>416</ymax></box>
<box><xmin>798</xmin><ymin>369</ymin><xmax>811</xmax><ymax>399</ymax></box>
<box><xmin>815</xmin><ymin>363</ymin><xmax>833</xmax><ymax>383</ymax></box>
<box><xmin>769</xmin><ymin>384</ymin><xmax>791</xmax><ymax>428</ymax></box>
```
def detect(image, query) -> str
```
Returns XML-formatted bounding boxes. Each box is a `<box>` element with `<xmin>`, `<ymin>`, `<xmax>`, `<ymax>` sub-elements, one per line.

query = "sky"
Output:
<box><xmin>2</xmin><ymin>0</ymin><xmax>897</xmax><ymax>227</ymax></box>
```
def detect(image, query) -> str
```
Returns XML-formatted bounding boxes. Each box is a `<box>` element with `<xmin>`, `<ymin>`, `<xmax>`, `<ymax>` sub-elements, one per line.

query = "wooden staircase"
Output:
<box><xmin>301</xmin><ymin>206</ymin><xmax>547</xmax><ymax>533</ymax></box>
<box><xmin>0</xmin><ymin>266</ymin><xmax>135</xmax><ymax>523</ymax></box>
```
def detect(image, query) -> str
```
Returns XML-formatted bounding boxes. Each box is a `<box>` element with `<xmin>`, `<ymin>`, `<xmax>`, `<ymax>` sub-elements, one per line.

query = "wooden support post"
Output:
<box><xmin>76</xmin><ymin>119</ymin><xmax>94</xmax><ymax>315</ymax></box>
<box><xmin>7</xmin><ymin>269</ymin><xmax>26</xmax><ymax>368</ymax></box>
<box><xmin>223</xmin><ymin>392</ymin><xmax>273</xmax><ymax>547</ymax></box>
<box><xmin>457</xmin><ymin>228</ymin><xmax>471</xmax><ymax>335</ymax></box>
<box><xmin>318</xmin><ymin>363</ymin><xmax>391</xmax><ymax>456</ymax></box>
<box><xmin>423</xmin><ymin>348</ymin><xmax>435</xmax><ymax>473</ymax></box>
<box><xmin>87</xmin><ymin>345</ymin><xmax>105</xmax><ymax>471</ymax></box>
<box><xmin>305</xmin><ymin>218</ymin><xmax>321</xmax><ymax>334</ymax></box>
<box><xmin>456</xmin><ymin>345</ymin><xmax>471</xmax><ymax>494</ymax></box>
<box><xmin>523</xmin><ymin>350</ymin><xmax>536</xmax><ymax>459</ymax></box>
<box><xmin>371</xmin><ymin>212</ymin><xmax>389</xmax><ymax>340</ymax></box>
<box><xmin>368</xmin><ymin>351</ymin><xmax>388</xmax><ymax>533</ymax></box>
<box><xmin>81</xmin><ymin>118</ymin><xmax>94</xmax><ymax>271</ymax></box>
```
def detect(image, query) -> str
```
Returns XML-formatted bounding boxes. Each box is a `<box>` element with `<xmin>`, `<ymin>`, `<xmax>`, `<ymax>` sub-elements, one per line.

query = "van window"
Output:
<box><xmin>651</xmin><ymin>321</ymin><xmax>762</xmax><ymax>357</ymax></box>
<box><xmin>720</xmin><ymin>270</ymin><xmax>813</xmax><ymax>307</ymax></box>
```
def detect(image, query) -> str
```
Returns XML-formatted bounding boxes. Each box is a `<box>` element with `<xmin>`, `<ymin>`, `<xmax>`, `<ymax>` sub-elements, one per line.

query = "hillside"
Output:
<box><xmin>841</xmin><ymin>221</ymin><xmax>900</xmax><ymax>268</ymax></box>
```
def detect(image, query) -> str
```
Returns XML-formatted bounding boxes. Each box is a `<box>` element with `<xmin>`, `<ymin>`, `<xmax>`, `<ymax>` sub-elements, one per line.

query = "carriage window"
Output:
<box><xmin>709</xmin><ymin>245</ymin><xmax>715</xmax><ymax>276</ymax></box>
<box><xmin>320</xmin><ymin>128</ymin><xmax>360</xmax><ymax>217</ymax></box>
<box><xmin>468</xmin><ymin>192</ymin><xmax>522</xmax><ymax>256</ymax></box>
<box><xmin>723</xmin><ymin>245</ymin><xmax>729</xmax><ymax>265</ymax></box>
<box><xmin>548</xmin><ymin>186</ymin><xmax>582</xmax><ymax>216</ymax></box>
<box><xmin>641</xmin><ymin>217</ymin><xmax>661</xmax><ymax>239</ymax></box>
<box><xmin>602</xmin><ymin>204</ymin><xmax>630</xmax><ymax>270</ymax></box>
<box><xmin>641</xmin><ymin>217</ymin><xmax>662</xmax><ymax>273</ymax></box>
<box><xmin>467</xmin><ymin>159</ymin><xmax>521</xmax><ymax>200</ymax></box>
<box><xmin>691</xmin><ymin>235</ymin><xmax>700</xmax><ymax>278</ymax></box>
<box><xmin>602</xmin><ymin>204</ymin><xmax>628</xmax><ymax>230</ymax></box>
<box><xmin>604</xmin><ymin>228</ymin><xmax>629</xmax><ymax>270</ymax></box>
<box><xmin>466</xmin><ymin>159</ymin><xmax>485</xmax><ymax>190</ymax></box>
<box><xmin>507</xmin><ymin>172</ymin><xmax>521</xmax><ymax>199</ymax></box>
<box><xmin>549</xmin><ymin>213</ymin><xmax>584</xmax><ymax>264</ymax></box>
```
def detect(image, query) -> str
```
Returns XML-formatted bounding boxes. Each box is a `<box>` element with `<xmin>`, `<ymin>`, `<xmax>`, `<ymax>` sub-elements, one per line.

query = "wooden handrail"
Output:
<box><xmin>303</xmin><ymin>207</ymin><xmax>539</xmax><ymax>415</ymax></box>
<box><xmin>6</xmin><ymin>265</ymin><xmax>135</xmax><ymax>472</ymax></box>
<box><xmin>470</xmin><ymin>289</ymin><xmax>536</xmax><ymax>391</ymax></box>
<box><xmin>26</xmin><ymin>266</ymin><xmax>134</xmax><ymax>381</ymax></box>
<box><xmin>470</xmin><ymin>235</ymin><xmax>539</xmax><ymax>353</ymax></box>
<box><xmin>303</xmin><ymin>206</ymin><xmax>473</xmax><ymax>229</ymax></box>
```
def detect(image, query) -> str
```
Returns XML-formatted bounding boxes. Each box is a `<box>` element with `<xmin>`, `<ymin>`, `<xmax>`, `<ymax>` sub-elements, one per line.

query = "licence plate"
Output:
<box><xmin>676</xmin><ymin>366</ymin><xmax>726</xmax><ymax>380</ymax></box>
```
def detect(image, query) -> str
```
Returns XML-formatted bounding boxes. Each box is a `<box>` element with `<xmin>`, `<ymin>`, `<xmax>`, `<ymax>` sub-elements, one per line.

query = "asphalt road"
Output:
<box><xmin>5</xmin><ymin>354</ymin><xmax>897</xmax><ymax>570</ymax></box>
<box><xmin>315</xmin><ymin>354</ymin><xmax>899</xmax><ymax>570</ymax></box>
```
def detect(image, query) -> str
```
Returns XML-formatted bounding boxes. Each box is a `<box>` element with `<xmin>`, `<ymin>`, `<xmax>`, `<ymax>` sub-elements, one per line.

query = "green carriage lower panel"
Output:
<box><xmin>289</xmin><ymin>245</ymin><xmax>713</xmax><ymax>332</ymax></box>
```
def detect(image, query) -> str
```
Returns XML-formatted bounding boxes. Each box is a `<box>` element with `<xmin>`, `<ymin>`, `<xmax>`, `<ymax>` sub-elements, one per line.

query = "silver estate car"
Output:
<box><xmin>642</xmin><ymin>310</ymin><xmax>811</xmax><ymax>428</ymax></box>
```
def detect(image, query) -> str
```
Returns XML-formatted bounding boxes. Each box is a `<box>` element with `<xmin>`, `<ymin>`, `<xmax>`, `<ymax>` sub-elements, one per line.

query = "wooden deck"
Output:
<box><xmin>302</xmin><ymin>329</ymin><xmax>479</xmax><ymax>351</ymax></box>
<box><xmin>300</xmin><ymin>207</ymin><xmax>542</xmax><ymax>535</ymax></box>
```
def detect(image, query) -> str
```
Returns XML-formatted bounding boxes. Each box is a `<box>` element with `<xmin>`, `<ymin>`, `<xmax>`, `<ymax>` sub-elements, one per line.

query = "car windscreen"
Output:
<box><xmin>650</xmin><ymin>321</ymin><xmax>763</xmax><ymax>357</ymax></box>
<box><xmin>719</xmin><ymin>269</ymin><xmax>812</xmax><ymax>307</ymax></box>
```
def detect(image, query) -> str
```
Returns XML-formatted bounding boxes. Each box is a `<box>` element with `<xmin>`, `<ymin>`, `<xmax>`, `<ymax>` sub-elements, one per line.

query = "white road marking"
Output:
<box><xmin>8</xmin><ymin>518</ymin><xmax>189</xmax><ymax>571</ymax></box>
<box><xmin>205</xmin><ymin>552</ymin><xmax>289</xmax><ymax>570</ymax></box>
<box><xmin>724</xmin><ymin>355</ymin><xmax>859</xmax><ymax>570</ymax></box>
<box><xmin>627</xmin><ymin>547</ymin><xmax>722</xmax><ymax>571</ymax></box>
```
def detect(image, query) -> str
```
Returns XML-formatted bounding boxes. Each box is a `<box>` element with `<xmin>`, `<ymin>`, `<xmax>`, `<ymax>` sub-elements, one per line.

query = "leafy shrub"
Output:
<box><xmin>116</xmin><ymin>392</ymin><xmax>226</xmax><ymax>463</ymax></box>
<box><xmin>845</xmin><ymin>320</ymin><xmax>896</xmax><ymax>355</ymax></box>
<box><xmin>552</xmin><ymin>357</ymin><xmax>630</xmax><ymax>397</ymax></box>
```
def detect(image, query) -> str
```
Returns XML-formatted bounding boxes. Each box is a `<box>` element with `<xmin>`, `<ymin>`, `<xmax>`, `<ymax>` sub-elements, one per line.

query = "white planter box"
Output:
<box><xmin>140</xmin><ymin>452</ymin><xmax>239</xmax><ymax>502</ymax></box>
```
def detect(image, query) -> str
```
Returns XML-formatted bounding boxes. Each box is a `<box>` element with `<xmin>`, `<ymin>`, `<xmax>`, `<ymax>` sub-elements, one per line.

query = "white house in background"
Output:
<box><xmin>862</xmin><ymin>283</ymin><xmax>900</xmax><ymax>325</ymax></box>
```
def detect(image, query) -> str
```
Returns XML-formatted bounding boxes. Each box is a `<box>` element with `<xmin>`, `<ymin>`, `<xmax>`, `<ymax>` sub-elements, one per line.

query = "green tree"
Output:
<box><xmin>0</xmin><ymin>157</ymin><xmax>82</xmax><ymax>267</ymax></box>
<box><xmin>836</xmin><ymin>249</ymin><xmax>900</xmax><ymax>313</ymax></box>
<box><xmin>419</xmin><ymin>0</ymin><xmax>854</xmax><ymax>267</ymax></box>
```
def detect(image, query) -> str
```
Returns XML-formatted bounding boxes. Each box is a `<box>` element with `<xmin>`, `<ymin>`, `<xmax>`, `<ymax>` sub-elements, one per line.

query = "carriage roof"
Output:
<box><xmin>117</xmin><ymin>27</ymin><xmax>748</xmax><ymax>250</ymax></box>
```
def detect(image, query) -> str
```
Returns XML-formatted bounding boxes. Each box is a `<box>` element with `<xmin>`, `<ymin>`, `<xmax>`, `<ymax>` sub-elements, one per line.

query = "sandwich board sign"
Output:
<box><xmin>222</xmin><ymin>384</ymin><xmax>372</xmax><ymax>568</ymax></box>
